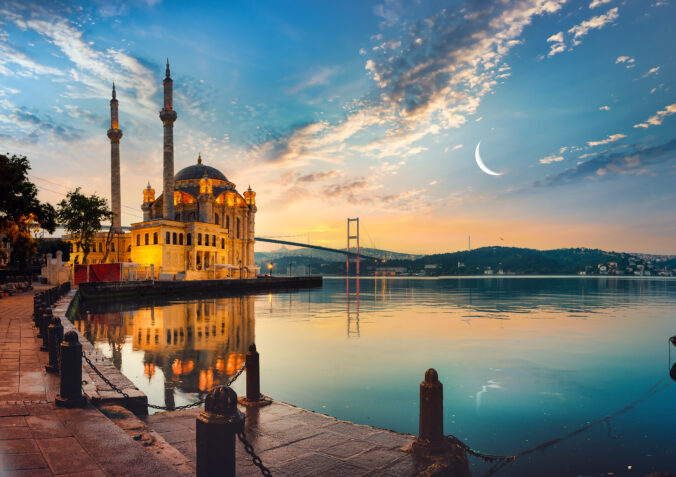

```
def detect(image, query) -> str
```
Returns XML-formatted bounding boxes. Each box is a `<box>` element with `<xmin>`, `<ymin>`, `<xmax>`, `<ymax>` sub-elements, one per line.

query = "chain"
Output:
<box><xmin>82</xmin><ymin>351</ymin><xmax>246</xmax><ymax>412</ymax></box>
<box><xmin>237</xmin><ymin>428</ymin><xmax>273</xmax><ymax>477</ymax></box>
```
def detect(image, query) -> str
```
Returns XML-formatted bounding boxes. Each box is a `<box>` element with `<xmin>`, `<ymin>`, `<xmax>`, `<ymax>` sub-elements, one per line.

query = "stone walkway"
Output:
<box><xmin>0</xmin><ymin>288</ymin><xmax>185</xmax><ymax>476</ymax></box>
<box><xmin>145</xmin><ymin>402</ymin><xmax>468</xmax><ymax>476</ymax></box>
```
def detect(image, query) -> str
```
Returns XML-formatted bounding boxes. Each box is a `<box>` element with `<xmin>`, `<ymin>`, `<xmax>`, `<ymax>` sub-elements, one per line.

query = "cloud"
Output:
<box><xmin>587</xmin><ymin>133</ymin><xmax>626</xmax><ymax>147</ymax></box>
<box><xmin>642</xmin><ymin>66</ymin><xmax>660</xmax><ymax>78</ymax></box>
<box><xmin>615</xmin><ymin>56</ymin><xmax>635</xmax><ymax>68</ymax></box>
<box><xmin>599</xmin><ymin>105</ymin><xmax>611</xmax><ymax>110</ymax></box>
<box><xmin>589</xmin><ymin>0</ymin><xmax>612</xmax><ymax>7</ymax></box>
<box><xmin>539</xmin><ymin>154</ymin><xmax>564</xmax><ymax>164</ymax></box>
<box><xmin>287</xmin><ymin>67</ymin><xmax>341</xmax><ymax>95</ymax></box>
<box><xmin>633</xmin><ymin>103</ymin><xmax>676</xmax><ymax>129</ymax></box>
<box><xmin>537</xmin><ymin>138</ymin><xmax>676</xmax><ymax>186</ymax></box>
<box><xmin>64</xmin><ymin>105</ymin><xmax>105</xmax><ymax>125</ymax></box>
<box><xmin>568</xmin><ymin>7</ymin><xmax>619</xmax><ymax>46</ymax></box>
<box><xmin>546</xmin><ymin>31</ymin><xmax>566</xmax><ymax>56</ymax></box>
<box><xmin>0</xmin><ymin>41</ymin><xmax>64</xmax><ymax>77</ymax></box>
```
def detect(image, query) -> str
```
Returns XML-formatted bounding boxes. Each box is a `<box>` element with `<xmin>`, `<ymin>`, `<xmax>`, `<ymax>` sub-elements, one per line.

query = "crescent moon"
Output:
<box><xmin>475</xmin><ymin>141</ymin><xmax>503</xmax><ymax>176</ymax></box>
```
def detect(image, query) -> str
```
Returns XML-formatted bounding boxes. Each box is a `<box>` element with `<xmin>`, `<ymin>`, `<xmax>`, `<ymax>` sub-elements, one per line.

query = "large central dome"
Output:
<box><xmin>174</xmin><ymin>162</ymin><xmax>228</xmax><ymax>182</ymax></box>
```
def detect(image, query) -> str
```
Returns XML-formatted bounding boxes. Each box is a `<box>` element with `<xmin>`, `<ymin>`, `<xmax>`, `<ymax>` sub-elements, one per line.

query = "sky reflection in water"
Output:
<box><xmin>74</xmin><ymin>277</ymin><xmax>675</xmax><ymax>476</ymax></box>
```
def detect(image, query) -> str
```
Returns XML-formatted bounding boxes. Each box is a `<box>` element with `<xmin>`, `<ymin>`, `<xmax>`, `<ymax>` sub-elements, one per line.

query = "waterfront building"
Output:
<box><xmin>66</xmin><ymin>60</ymin><xmax>258</xmax><ymax>279</ymax></box>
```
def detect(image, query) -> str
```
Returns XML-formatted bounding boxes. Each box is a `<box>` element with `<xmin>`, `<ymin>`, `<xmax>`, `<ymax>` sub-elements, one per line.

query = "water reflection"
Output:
<box><xmin>74</xmin><ymin>295</ymin><xmax>255</xmax><ymax>406</ymax></box>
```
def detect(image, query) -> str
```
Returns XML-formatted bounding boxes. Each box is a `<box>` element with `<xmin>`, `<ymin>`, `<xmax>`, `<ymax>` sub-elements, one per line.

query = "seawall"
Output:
<box><xmin>77</xmin><ymin>275</ymin><xmax>322</xmax><ymax>299</ymax></box>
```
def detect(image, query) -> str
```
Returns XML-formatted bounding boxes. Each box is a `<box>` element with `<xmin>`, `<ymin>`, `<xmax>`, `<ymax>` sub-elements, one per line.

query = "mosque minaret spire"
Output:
<box><xmin>107</xmin><ymin>81</ymin><xmax>123</xmax><ymax>232</ymax></box>
<box><xmin>160</xmin><ymin>58</ymin><xmax>178</xmax><ymax>219</ymax></box>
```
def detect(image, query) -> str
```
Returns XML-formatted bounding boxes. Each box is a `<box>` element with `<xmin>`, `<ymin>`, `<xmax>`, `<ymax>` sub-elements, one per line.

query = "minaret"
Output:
<box><xmin>107</xmin><ymin>82</ymin><xmax>123</xmax><ymax>232</ymax></box>
<box><xmin>159</xmin><ymin>59</ymin><xmax>177</xmax><ymax>219</ymax></box>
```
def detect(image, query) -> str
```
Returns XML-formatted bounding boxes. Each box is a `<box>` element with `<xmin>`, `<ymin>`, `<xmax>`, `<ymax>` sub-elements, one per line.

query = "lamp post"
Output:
<box><xmin>268</xmin><ymin>262</ymin><xmax>273</xmax><ymax>276</ymax></box>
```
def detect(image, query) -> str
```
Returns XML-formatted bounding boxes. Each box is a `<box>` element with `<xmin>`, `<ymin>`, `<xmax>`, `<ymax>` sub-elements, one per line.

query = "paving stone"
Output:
<box><xmin>275</xmin><ymin>452</ymin><xmax>344</xmax><ymax>477</ymax></box>
<box><xmin>321</xmin><ymin>439</ymin><xmax>377</xmax><ymax>459</ymax></box>
<box><xmin>0</xmin><ymin>452</ymin><xmax>49</xmax><ymax>471</ymax></box>
<box><xmin>347</xmin><ymin>447</ymin><xmax>404</xmax><ymax>469</ymax></box>
<box><xmin>323</xmin><ymin>460</ymin><xmax>370</xmax><ymax>476</ymax></box>
<box><xmin>0</xmin><ymin>439</ymin><xmax>40</xmax><ymax>454</ymax></box>
<box><xmin>25</xmin><ymin>415</ymin><xmax>73</xmax><ymax>438</ymax></box>
<box><xmin>36</xmin><ymin>437</ymin><xmax>100</xmax><ymax>475</ymax></box>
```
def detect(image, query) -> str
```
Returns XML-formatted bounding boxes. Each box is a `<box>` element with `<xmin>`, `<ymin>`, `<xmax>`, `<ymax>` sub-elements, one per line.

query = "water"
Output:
<box><xmin>73</xmin><ymin>277</ymin><xmax>676</xmax><ymax>476</ymax></box>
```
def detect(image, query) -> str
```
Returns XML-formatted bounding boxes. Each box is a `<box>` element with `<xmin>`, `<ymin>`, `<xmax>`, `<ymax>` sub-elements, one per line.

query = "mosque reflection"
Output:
<box><xmin>74</xmin><ymin>295</ymin><xmax>254</xmax><ymax>403</ymax></box>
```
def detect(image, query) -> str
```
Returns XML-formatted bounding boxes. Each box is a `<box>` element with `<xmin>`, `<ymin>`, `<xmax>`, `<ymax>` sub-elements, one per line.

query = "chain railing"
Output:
<box><xmin>237</xmin><ymin>429</ymin><xmax>273</xmax><ymax>477</ymax></box>
<box><xmin>82</xmin><ymin>351</ymin><xmax>246</xmax><ymax>411</ymax></box>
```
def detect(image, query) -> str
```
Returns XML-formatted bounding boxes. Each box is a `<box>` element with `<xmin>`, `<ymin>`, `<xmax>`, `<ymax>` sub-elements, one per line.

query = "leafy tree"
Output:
<box><xmin>0</xmin><ymin>153</ymin><xmax>56</xmax><ymax>269</ymax></box>
<box><xmin>56</xmin><ymin>188</ymin><xmax>112</xmax><ymax>265</ymax></box>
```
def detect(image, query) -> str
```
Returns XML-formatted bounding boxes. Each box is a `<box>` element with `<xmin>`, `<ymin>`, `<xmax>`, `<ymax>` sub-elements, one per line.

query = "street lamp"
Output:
<box><xmin>268</xmin><ymin>262</ymin><xmax>273</xmax><ymax>276</ymax></box>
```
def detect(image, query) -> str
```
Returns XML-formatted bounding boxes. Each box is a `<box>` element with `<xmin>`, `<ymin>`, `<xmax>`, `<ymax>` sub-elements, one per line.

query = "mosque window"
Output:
<box><xmin>111</xmin><ymin>242</ymin><xmax>115</xmax><ymax>252</ymax></box>
<box><xmin>175</xmin><ymin>213</ymin><xmax>180</xmax><ymax>221</ymax></box>
<box><xmin>236</xmin><ymin>218</ymin><xmax>240</xmax><ymax>239</ymax></box>
<box><xmin>153</xmin><ymin>232</ymin><xmax>158</xmax><ymax>245</ymax></box>
<box><xmin>212</xmin><ymin>235</ymin><xmax>216</xmax><ymax>246</ymax></box>
<box><xmin>145</xmin><ymin>233</ymin><xmax>149</xmax><ymax>245</ymax></box>
<box><xmin>215</xmin><ymin>213</ymin><xmax>219</xmax><ymax>225</ymax></box>
<box><xmin>173</xmin><ymin>232</ymin><xmax>177</xmax><ymax>244</ymax></box>
<box><xmin>187</xmin><ymin>233</ymin><xmax>192</xmax><ymax>246</ymax></box>
<box><xmin>98</xmin><ymin>242</ymin><xmax>102</xmax><ymax>252</ymax></box>
<box><xmin>226</xmin><ymin>216</ymin><xmax>229</xmax><ymax>230</ymax></box>
<box><xmin>221</xmin><ymin>238</ymin><xmax>225</xmax><ymax>249</ymax></box>
<box><xmin>179</xmin><ymin>234</ymin><xmax>184</xmax><ymax>245</ymax></box>
<box><xmin>127</xmin><ymin>245</ymin><xmax>131</xmax><ymax>252</ymax></box>
<box><xmin>166</xmin><ymin>232</ymin><xmax>170</xmax><ymax>244</ymax></box>
<box><xmin>136</xmin><ymin>235</ymin><xmax>140</xmax><ymax>246</ymax></box>
<box><xmin>197</xmin><ymin>233</ymin><xmax>202</xmax><ymax>246</ymax></box>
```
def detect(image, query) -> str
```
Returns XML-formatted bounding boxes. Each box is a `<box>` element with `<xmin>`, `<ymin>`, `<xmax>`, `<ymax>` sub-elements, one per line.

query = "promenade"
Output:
<box><xmin>0</xmin><ymin>287</ymin><xmax>469</xmax><ymax>476</ymax></box>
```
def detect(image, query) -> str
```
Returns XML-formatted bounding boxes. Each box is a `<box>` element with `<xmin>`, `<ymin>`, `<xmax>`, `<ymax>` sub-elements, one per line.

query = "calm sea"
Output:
<box><xmin>74</xmin><ymin>276</ymin><xmax>676</xmax><ymax>476</ymax></box>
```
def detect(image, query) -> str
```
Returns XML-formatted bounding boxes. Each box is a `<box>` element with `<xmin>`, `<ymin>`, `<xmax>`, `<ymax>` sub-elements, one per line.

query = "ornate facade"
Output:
<box><xmin>66</xmin><ymin>60</ymin><xmax>257</xmax><ymax>280</ymax></box>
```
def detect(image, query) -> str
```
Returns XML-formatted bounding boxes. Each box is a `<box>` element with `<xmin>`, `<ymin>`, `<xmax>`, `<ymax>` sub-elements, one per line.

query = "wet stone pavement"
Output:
<box><xmin>145</xmin><ymin>403</ymin><xmax>432</xmax><ymax>476</ymax></box>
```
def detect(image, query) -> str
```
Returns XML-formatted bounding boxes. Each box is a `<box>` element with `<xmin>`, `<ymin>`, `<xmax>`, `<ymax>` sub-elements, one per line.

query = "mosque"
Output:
<box><xmin>66</xmin><ymin>61</ymin><xmax>258</xmax><ymax>280</ymax></box>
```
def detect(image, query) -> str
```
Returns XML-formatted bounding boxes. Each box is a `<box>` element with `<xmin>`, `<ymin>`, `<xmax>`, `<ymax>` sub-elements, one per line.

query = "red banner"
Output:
<box><xmin>74</xmin><ymin>263</ymin><xmax>122</xmax><ymax>285</ymax></box>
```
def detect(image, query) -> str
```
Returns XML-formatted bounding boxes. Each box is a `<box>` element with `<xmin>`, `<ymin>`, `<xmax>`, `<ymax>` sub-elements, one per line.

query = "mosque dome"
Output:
<box><xmin>174</xmin><ymin>154</ymin><xmax>228</xmax><ymax>182</ymax></box>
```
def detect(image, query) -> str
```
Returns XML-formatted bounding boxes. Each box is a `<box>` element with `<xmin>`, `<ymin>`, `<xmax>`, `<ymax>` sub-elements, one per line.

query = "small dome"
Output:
<box><xmin>174</xmin><ymin>163</ymin><xmax>228</xmax><ymax>182</ymax></box>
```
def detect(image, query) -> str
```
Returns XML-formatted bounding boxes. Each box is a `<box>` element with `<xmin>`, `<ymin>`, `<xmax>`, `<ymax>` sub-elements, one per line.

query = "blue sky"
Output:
<box><xmin>0</xmin><ymin>0</ymin><xmax>674</xmax><ymax>253</ymax></box>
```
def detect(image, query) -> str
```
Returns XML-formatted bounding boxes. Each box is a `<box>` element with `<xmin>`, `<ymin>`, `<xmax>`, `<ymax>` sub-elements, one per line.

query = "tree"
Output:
<box><xmin>56</xmin><ymin>188</ymin><xmax>112</xmax><ymax>265</ymax></box>
<box><xmin>0</xmin><ymin>154</ymin><xmax>56</xmax><ymax>269</ymax></box>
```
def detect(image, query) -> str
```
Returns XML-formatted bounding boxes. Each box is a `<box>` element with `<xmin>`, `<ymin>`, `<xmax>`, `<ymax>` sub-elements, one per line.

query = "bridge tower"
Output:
<box><xmin>346</xmin><ymin>218</ymin><xmax>360</xmax><ymax>276</ymax></box>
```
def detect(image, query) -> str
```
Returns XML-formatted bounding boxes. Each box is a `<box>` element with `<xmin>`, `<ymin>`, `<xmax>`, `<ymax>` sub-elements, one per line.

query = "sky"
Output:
<box><xmin>0</xmin><ymin>0</ymin><xmax>674</xmax><ymax>254</ymax></box>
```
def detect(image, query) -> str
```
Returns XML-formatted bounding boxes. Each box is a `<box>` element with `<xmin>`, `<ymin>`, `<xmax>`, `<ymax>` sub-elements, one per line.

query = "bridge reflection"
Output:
<box><xmin>73</xmin><ymin>296</ymin><xmax>255</xmax><ymax>405</ymax></box>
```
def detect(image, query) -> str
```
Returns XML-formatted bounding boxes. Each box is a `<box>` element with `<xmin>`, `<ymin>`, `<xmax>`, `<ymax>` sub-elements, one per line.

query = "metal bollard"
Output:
<box><xmin>196</xmin><ymin>385</ymin><xmax>245</xmax><ymax>477</ymax></box>
<box><xmin>411</xmin><ymin>368</ymin><xmax>447</xmax><ymax>456</ymax></box>
<box><xmin>39</xmin><ymin>309</ymin><xmax>52</xmax><ymax>351</ymax></box>
<box><xmin>246</xmin><ymin>343</ymin><xmax>260</xmax><ymax>401</ymax></box>
<box><xmin>34</xmin><ymin>304</ymin><xmax>45</xmax><ymax>332</ymax></box>
<box><xmin>238</xmin><ymin>344</ymin><xmax>271</xmax><ymax>407</ymax></box>
<box><xmin>45</xmin><ymin>317</ymin><xmax>64</xmax><ymax>373</ymax></box>
<box><xmin>55</xmin><ymin>331</ymin><xmax>86</xmax><ymax>408</ymax></box>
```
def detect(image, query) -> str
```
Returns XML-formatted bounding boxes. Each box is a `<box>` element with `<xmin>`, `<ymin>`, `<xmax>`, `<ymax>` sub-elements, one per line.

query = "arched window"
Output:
<box><xmin>236</xmin><ymin>218</ymin><xmax>240</xmax><ymax>239</ymax></box>
<box><xmin>153</xmin><ymin>232</ymin><xmax>158</xmax><ymax>244</ymax></box>
<box><xmin>197</xmin><ymin>233</ymin><xmax>202</xmax><ymax>246</ymax></box>
<box><xmin>166</xmin><ymin>232</ymin><xmax>170</xmax><ymax>244</ymax></box>
<box><xmin>144</xmin><ymin>233</ymin><xmax>149</xmax><ymax>245</ymax></box>
<box><xmin>173</xmin><ymin>232</ymin><xmax>177</xmax><ymax>244</ymax></box>
<box><xmin>111</xmin><ymin>242</ymin><xmax>115</xmax><ymax>252</ymax></box>
<box><xmin>215</xmin><ymin>213</ymin><xmax>219</xmax><ymax>225</ymax></box>
<box><xmin>136</xmin><ymin>235</ymin><xmax>140</xmax><ymax>246</ymax></box>
<box><xmin>212</xmin><ymin>235</ymin><xmax>216</xmax><ymax>246</ymax></box>
<box><xmin>98</xmin><ymin>242</ymin><xmax>102</xmax><ymax>252</ymax></box>
<box><xmin>127</xmin><ymin>245</ymin><xmax>131</xmax><ymax>252</ymax></box>
<box><xmin>175</xmin><ymin>213</ymin><xmax>181</xmax><ymax>221</ymax></box>
<box><xmin>226</xmin><ymin>216</ymin><xmax>230</xmax><ymax>230</ymax></box>
<box><xmin>221</xmin><ymin>238</ymin><xmax>225</xmax><ymax>249</ymax></box>
<box><xmin>187</xmin><ymin>233</ymin><xmax>192</xmax><ymax>246</ymax></box>
<box><xmin>179</xmin><ymin>234</ymin><xmax>184</xmax><ymax>245</ymax></box>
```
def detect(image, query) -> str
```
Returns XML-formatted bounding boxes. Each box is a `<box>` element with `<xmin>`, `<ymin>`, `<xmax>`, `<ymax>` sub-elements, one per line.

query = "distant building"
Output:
<box><xmin>65</xmin><ymin>61</ymin><xmax>257</xmax><ymax>280</ymax></box>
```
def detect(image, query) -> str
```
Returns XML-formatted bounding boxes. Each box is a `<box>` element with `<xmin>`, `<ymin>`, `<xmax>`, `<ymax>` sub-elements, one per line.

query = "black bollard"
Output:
<box><xmin>45</xmin><ymin>317</ymin><xmax>64</xmax><ymax>373</ymax></box>
<box><xmin>55</xmin><ymin>331</ymin><xmax>86</xmax><ymax>408</ymax></box>
<box><xmin>246</xmin><ymin>344</ymin><xmax>260</xmax><ymax>401</ymax></box>
<box><xmin>39</xmin><ymin>309</ymin><xmax>52</xmax><ymax>351</ymax></box>
<box><xmin>411</xmin><ymin>368</ymin><xmax>447</xmax><ymax>456</ymax></box>
<box><xmin>196</xmin><ymin>386</ymin><xmax>245</xmax><ymax>477</ymax></box>
<box><xmin>238</xmin><ymin>344</ymin><xmax>271</xmax><ymax>407</ymax></box>
<box><xmin>34</xmin><ymin>304</ymin><xmax>45</xmax><ymax>331</ymax></box>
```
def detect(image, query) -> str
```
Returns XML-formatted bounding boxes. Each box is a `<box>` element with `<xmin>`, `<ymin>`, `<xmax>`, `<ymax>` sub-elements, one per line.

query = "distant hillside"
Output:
<box><xmin>256</xmin><ymin>246</ymin><xmax>673</xmax><ymax>276</ymax></box>
<box><xmin>255</xmin><ymin>245</ymin><xmax>420</xmax><ymax>263</ymax></box>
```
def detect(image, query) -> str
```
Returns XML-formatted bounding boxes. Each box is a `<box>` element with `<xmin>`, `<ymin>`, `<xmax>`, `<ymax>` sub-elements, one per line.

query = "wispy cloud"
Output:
<box><xmin>642</xmin><ymin>66</ymin><xmax>660</xmax><ymax>78</ymax></box>
<box><xmin>599</xmin><ymin>105</ymin><xmax>611</xmax><ymax>111</ymax></box>
<box><xmin>633</xmin><ymin>103</ymin><xmax>676</xmax><ymax>129</ymax></box>
<box><xmin>539</xmin><ymin>154</ymin><xmax>564</xmax><ymax>164</ymax></box>
<box><xmin>538</xmin><ymin>139</ymin><xmax>676</xmax><ymax>186</ymax></box>
<box><xmin>568</xmin><ymin>7</ymin><xmax>619</xmax><ymax>46</ymax></box>
<box><xmin>0</xmin><ymin>41</ymin><xmax>63</xmax><ymax>77</ymax></box>
<box><xmin>287</xmin><ymin>66</ymin><xmax>341</xmax><ymax>95</ymax></box>
<box><xmin>615</xmin><ymin>56</ymin><xmax>635</xmax><ymax>68</ymax></box>
<box><xmin>587</xmin><ymin>133</ymin><xmax>626</xmax><ymax>147</ymax></box>
<box><xmin>589</xmin><ymin>0</ymin><xmax>612</xmax><ymax>8</ymax></box>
